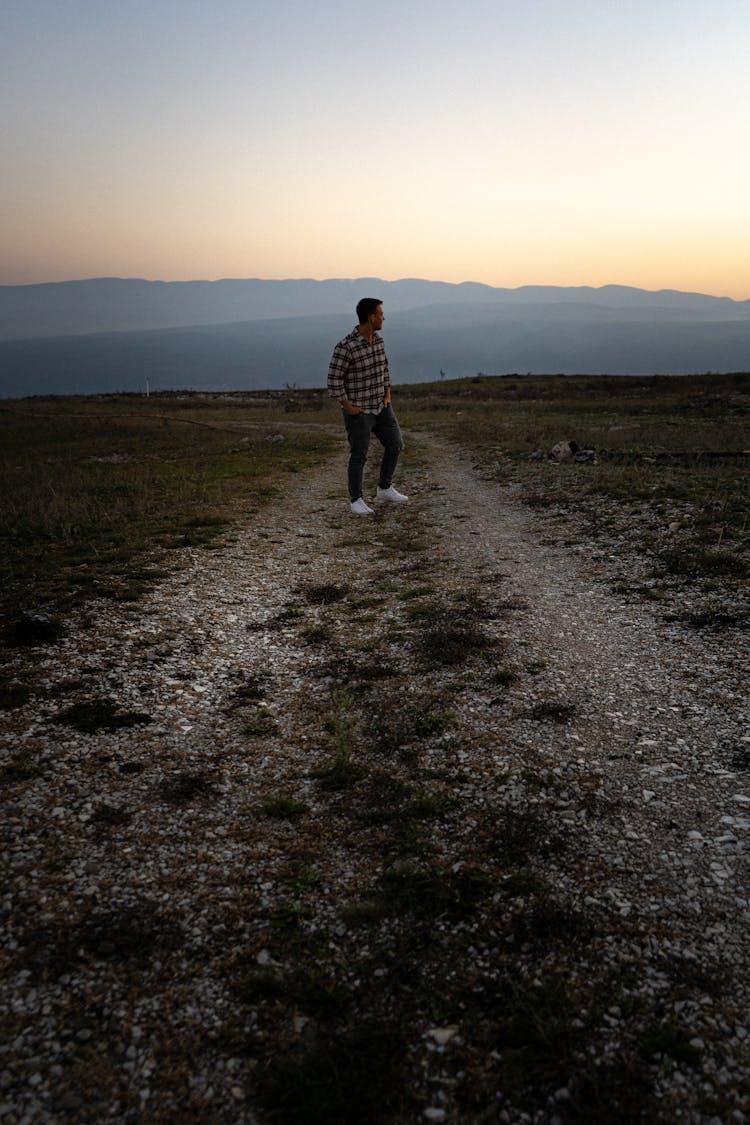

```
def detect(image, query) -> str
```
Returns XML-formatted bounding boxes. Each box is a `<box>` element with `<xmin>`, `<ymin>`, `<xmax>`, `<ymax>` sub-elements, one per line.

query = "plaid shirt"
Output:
<box><xmin>327</xmin><ymin>327</ymin><xmax>390</xmax><ymax>413</ymax></box>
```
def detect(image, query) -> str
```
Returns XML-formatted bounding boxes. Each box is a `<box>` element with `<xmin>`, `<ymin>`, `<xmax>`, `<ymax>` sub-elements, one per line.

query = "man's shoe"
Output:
<box><xmin>376</xmin><ymin>485</ymin><xmax>408</xmax><ymax>503</ymax></box>
<box><xmin>350</xmin><ymin>497</ymin><xmax>375</xmax><ymax>515</ymax></box>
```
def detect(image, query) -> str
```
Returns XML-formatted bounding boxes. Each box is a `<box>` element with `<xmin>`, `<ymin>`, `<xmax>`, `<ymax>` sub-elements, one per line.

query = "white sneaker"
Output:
<box><xmin>350</xmin><ymin>497</ymin><xmax>374</xmax><ymax>515</ymax></box>
<box><xmin>376</xmin><ymin>485</ymin><xmax>409</xmax><ymax>503</ymax></box>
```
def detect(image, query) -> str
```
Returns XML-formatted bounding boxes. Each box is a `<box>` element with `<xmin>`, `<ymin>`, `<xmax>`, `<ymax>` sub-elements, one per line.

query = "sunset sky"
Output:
<box><xmin>2</xmin><ymin>0</ymin><xmax>749</xmax><ymax>298</ymax></box>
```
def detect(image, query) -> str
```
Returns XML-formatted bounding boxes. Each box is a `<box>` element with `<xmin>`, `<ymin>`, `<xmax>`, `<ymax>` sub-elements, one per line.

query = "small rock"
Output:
<box><xmin>550</xmin><ymin>440</ymin><xmax>578</xmax><ymax>462</ymax></box>
<box><xmin>13</xmin><ymin>610</ymin><xmax>63</xmax><ymax>646</ymax></box>
<box><xmin>426</xmin><ymin>1027</ymin><xmax>458</xmax><ymax>1046</ymax></box>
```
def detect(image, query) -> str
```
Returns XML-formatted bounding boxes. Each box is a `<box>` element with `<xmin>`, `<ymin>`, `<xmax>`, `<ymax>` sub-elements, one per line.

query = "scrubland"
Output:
<box><xmin>2</xmin><ymin>375</ymin><xmax>747</xmax><ymax>632</ymax></box>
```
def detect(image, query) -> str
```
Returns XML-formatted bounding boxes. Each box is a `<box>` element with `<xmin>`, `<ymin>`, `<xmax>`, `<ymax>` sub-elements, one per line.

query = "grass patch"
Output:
<box><xmin>418</xmin><ymin>624</ymin><xmax>493</xmax><ymax>665</ymax></box>
<box><xmin>405</xmin><ymin>789</ymin><xmax>458</xmax><ymax>818</ymax></box>
<box><xmin>225</xmin><ymin>675</ymin><xmax>267</xmax><ymax>708</ymax></box>
<box><xmin>398</xmin><ymin>584</ymin><xmax>436</xmax><ymax>600</ymax></box>
<box><xmin>368</xmin><ymin>699</ymin><xmax>455</xmax><ymax>757</ymax></box>
<box><xmin>668</xmin><ymin>606</ymin><xmax>749</xmax><ymax>630</ymax></box>
<box><xmin>303</xmin><ymin>582</ymin><xmax>349</xmax><ymax>605</ymax></box>
<box><xmin>391</xmin><ymin>822</ymin><xmax>432</xmax><ymax>857</ymax></box>
<box><xmin>311</xmin><ymin>688</ymin><xmax>364</xmax><ymax>790</ymax></box>
<box><xmin>53</xmin><ymin>697</ymin><xmax>152</xmax><ymax>734</ymax></box>
<box><xmin>256</xmin><ymin>1023</ymin><xmax>414</xmax><ymax>1125</ymax></box>
<box><xmin>91</xmin><ymin>803</ymin><xmax>133</xmax><ymax>829</ymax></box>
<box><xmin>231</xmin><ymin>962</ymin><xmax>348</xmax><ymax>1020</ymax></box>
<box><xmin>482</xmin><ymin>974</ymin><xmax>590</xmax><ymax>1101</ymax></box>
<box><xmin>639</xmin><ymin>1018</ymin><xmax>702</xmax><ymax>1068</ymax></box>
<box><xmin>262</xmin><ymin>792</ymin><xmax>308</xmax><ymax>820</ymax></box>
<box><xmin>403</xmin><ymin>591</ymin><xmax>502</xmax><ymax>668</ymax></box>
<box><xmin>0</xmin><ymin>682</ymin><xmax>33</xmax><ymax>709</ymax></box>
<box><xmin>277</xmin><ymin>860</ymin><xmax>322</xmax><ymax>895</ymax></box>
<box><xmin>312</xmin><ymin>653</ymin><xmax>395</xmax><ymax>688</ymax></box>
<box><xmin>16</xmin><ymin>899</ymin><xmax>183</xmax><ymax>979</ymax></box>
<box><xmin>483</xmin><ymin>806</ymin><xmax>565</xmax><ymax>867</ymax></box>
<box><xmin>9</xmin><ymin>611</ymin><xmax>65</xmax><ymax>646</ymax></box>
<box><xmin>350</xmin><ymin>769</ymin><xmax>412</xmax><ymax>822</ymax></box>
<box><xmin>242</xmin><ymin>710</ymin><xmax>278</xmax><ymax>737</ymax></box>
<box><xmin>352</xmin><ymin>862</ymin><xmax>494</xmax><ymax>923</ymax></box>
<box><xmin>510</xmin><ymin>893</ymin><xmax>593</xmax><ymax>949</ymax></box>
<box><xmin>0</xmin><ymin>394</ymin><xmax>337</xmax><ymax>625</ymax></box>
<box><xmin>322</xmin><ymin>688</ymin><xmax>359</xmax><ymax>749</ymax></box>
<box><xmin>0</xmin><ymin>756</ymin><xmax>44</xmax><ymax>785</ymax></box>
<box><xmin>657</xmin><ymin>547</ymin><xmax>748</xmax><ymax>579</ymax></box>
<box><xmin>157</xmin><ymin>771</ymin><xmax>218</xmax><ymax>804</ymax></box>
<box><xmin>310</xmin><ymin>752</ymin><xmax>363</xmax><ymax>791</ymax></box>
<box><xmin>526</xmin><ymin>700</ymin><xmax>578</xmax><ymax>723</ymax></box>
<box><xmin>269</xmin><ymin>900</ymin><xmax>311</xmax><ymax>934</ymax></box>
<box><xmin>300</xmin><ymin>624</ymin><xmax>332</xmax><ymax>644</ymax></box>
<box><xmin>413</xmin><ymin>709</ymin><xmax>455</xmax><ymax>737</ymax></box>
<box><xmin>492</xmin><ymin>666</ymin><xmax>519</xmax><ymax>686</ymax></box>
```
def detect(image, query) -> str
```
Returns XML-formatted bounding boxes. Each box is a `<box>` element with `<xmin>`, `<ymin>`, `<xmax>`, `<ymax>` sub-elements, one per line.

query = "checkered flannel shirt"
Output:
<box><xmin>327</xmin><ymin>327</ymin><xmax>390</xmax><ymax>413</ymax></box>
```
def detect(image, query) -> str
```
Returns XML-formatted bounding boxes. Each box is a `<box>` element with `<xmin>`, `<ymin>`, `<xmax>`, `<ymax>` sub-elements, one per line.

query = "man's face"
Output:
<box><xmin>370</xmin><ymin>305</ymin><xmax>385</xmax><ymax>330</ymax></box>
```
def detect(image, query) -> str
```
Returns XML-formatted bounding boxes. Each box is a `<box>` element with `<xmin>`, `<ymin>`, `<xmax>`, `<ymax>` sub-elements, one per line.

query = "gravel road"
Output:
<box><xmin>2</xmin><ymin>428</ymin><xmax>749</xmax><ymax>1123</ymax></box>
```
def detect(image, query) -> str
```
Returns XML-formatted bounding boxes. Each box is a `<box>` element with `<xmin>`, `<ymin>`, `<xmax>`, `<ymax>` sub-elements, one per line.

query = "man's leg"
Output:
<box><xmin>344</xmin><ymin>411</ymin><xmax>375</xmax><ymax>500</ymax></box>
<box><xmin>372</xmin><ymin>405</ymin><xmax>404</xmax><ymax>489</ymax></box>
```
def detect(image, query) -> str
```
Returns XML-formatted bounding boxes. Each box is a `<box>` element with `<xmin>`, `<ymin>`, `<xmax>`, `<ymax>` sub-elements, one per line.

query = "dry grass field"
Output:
<box><xmin>0</xmin><ymin>390</ymin><xmax>336</xmax><ymax>640</ymax></box>
<box><xmin>2</xmin><ymin>374</ymin><xmax>747</xmax><ymax>636</ymax></box>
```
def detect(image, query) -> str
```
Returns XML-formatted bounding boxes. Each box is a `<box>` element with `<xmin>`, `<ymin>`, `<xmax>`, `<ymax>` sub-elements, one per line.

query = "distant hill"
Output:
<box><xmin>1</xmin><ymin>278</ymin><xmax>749</xmax><ymax>397</ymax></box>
<box><xmin>1</xmin><ymin>276</ymin><xmax>748</xmax><ymax>342</ymax></box>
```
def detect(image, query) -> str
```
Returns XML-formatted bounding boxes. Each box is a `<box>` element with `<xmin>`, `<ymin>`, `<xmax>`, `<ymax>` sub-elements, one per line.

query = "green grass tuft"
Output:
<box><xmin>262</xmin><ymin>792</ymin><xmax>308</xmax><ymax>819</ymax></box>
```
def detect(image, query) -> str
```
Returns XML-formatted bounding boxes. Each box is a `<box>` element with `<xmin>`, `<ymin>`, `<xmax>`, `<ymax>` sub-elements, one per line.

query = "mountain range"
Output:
<box><xmin>1</xmin><ymin>277</ymin><xmax>749</xmax><ymax>397</ymax></box>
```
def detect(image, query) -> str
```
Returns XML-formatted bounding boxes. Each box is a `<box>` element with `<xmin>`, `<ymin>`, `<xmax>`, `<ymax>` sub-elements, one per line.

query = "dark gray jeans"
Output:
<box><xmin>343</xmin><ymin>405</ymin><xmax>404</xmax><ymax>501</ymax></box>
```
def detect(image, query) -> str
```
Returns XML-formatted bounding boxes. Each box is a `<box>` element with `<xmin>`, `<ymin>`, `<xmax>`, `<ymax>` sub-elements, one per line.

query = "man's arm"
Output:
<box><xmin>383</xmin><ymin>349</ymin><xmax>391</xmax><ymax>405</ymax></box>
<box><xmin>327</xmin><ymin>342</ymin><xmax>350</xmax><ymax>401</ymax></box>
<box><xmin>327</xmin><ymin>341</ymin><xmax>362</xmax><ymax>414</ymax></box>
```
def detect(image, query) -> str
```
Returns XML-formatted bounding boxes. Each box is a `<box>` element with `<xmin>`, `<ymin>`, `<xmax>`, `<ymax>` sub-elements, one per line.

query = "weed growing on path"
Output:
<box><xmin>311</xmin><ymin>688</ymin><xmax>364</xmax><ymax>790</ymax></box>
<box><xmin>53</xmin><ymin>697</ymin><xmax>152</xmax><ymax>733</ymax></box>
<box><xmin>262</xmin><ymin>792</ymin><xmax>309</xmax><ymax>820</ymax></box>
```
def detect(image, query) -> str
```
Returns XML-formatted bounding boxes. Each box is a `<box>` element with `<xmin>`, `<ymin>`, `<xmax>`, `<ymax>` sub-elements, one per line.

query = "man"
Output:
<box><xmin>327</xmin><ymin>297</ymin><xmax>408</xmax><ymax>515</ymax></box>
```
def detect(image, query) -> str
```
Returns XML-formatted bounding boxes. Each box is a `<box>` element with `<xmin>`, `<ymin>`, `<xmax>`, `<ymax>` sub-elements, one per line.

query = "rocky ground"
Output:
<box><xmin>1</xmin><ymin>429</ymin><xmax>749</xmax><ymax>1124</ymax></box>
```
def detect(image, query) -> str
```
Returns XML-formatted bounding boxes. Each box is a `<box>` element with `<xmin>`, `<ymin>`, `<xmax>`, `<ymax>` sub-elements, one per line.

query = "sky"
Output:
<box><xmin>1</xmin><ymin>0</ymin><xmax>749</xmax><ymax>299</ymax></box>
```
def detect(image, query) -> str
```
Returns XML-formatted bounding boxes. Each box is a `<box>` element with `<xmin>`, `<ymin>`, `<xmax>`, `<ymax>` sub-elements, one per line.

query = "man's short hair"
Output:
<box><xmin>356</xmin><ymin>297</ymin><xmax>383</xmax><ymax>324</ymax></box>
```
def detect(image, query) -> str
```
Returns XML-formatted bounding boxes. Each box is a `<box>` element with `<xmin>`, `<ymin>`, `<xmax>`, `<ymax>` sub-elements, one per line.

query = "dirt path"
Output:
<box><xmin>3</xmin><ymin>428</ymin><xmax>749</xmax><ymax>1123</ymax></box>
